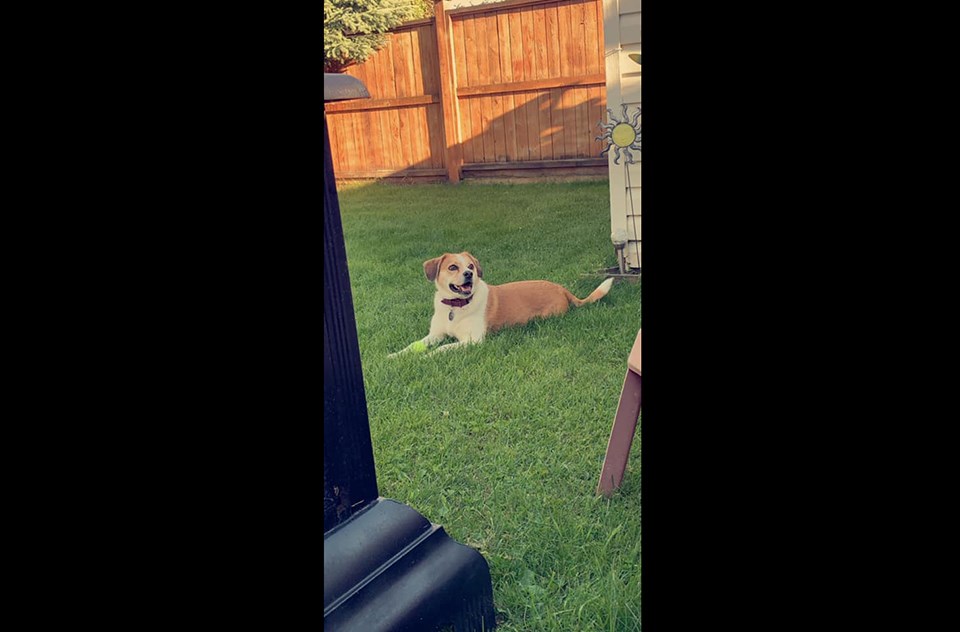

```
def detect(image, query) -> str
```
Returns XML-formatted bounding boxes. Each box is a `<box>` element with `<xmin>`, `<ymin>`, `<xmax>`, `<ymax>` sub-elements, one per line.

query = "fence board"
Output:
<box><xmin>412</xmin><ymin>26</ymin><xmax>433</xmax><ymax>165</ymax></box>
<box><xmin>386</xmin><ymin>41</ymin><xmax>404</xmax><ymax>168</ymax></box>
<box><xmin>483</xmin><ymin>12</ymin><xmax>506</xmax><ymax>161</ymax></box>
<box><xmin>410</xmin><ymin>27</ymin><xmax>425</xmax><ymax>95</ymax></box>
<box><xmin>395</xmin><ymin>32</ymin><xmax>415</xmax><ymax>168</ymax></box>
<box><xmin>497</xmin><ymin>12</ymin><xmax>518</xmax><ymax>161</ymax></box>
<box><xmin>557</xmin><ymin>2</ymin><xmax>570</xmax><ymax>78</ymax></box>
<box><xmin>522</xmin><ymin>91</ymin><xmax>537</xmax><ymax>161</ymax></box>
<box><xmin>539</xmin><ymin>89</ymin><xmax>554</xmax><ymax>160</ymax></box>
<box><xmin>508</xmin><ymin>11</ymin><xmax>524</xmax><ymax>82</ymax></box>
<box><xmin>396</xmin><ymin>32</ymin><xmax>417</xmax><ymax>168</ymax></box>
<box><xmin>475</xmin><ymin>14</ymin><xmax>491</xmax><ymax>87</ymax></box>
<box><xmin>454</xmin><ymin>23</ymin><xmax>473</xmax><ymax>164</ymax></box>
<box><xmin>427</xmin><ymin>104</ymin><xmax>444</xmax><ymax>169</ymax></box>
<box><xmin>573</xmin><ymin>2</ymin><xmax>589</xmax><ymax>157</ymax></box>
<box><xmin>525</xmin><ymin>8</ymin><xmax>541</xmax><ymax>81</ymax></box>
<box><xmin>546</xmin><ymin>3</ymin><xmax>561</xmax><ymax>78</ymax></box>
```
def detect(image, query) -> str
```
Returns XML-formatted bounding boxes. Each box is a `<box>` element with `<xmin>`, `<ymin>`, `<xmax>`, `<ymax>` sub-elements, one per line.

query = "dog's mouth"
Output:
<box><xmin>449</xmin><ymin>281</ymin><xmax>473</xmax><ymax>296</ymax></box>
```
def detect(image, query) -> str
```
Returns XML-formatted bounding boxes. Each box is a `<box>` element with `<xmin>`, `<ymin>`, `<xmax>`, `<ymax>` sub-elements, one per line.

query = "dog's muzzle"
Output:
<box><xmin>449</xmin><ymin>279</ymin><xmax>473</xmax><ymax>295</ymax></box>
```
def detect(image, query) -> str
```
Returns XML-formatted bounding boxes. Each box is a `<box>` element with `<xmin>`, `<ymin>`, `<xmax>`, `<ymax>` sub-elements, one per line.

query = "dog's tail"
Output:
<box><xmin>566</xmin><ymin>278</ymin><xmax>614</xmax><ymax>307</ymax></box>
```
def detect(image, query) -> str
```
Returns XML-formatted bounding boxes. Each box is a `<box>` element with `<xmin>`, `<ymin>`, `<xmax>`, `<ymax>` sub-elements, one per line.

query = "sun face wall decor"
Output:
<box><xmin>597</xmin><ymin>103</ymin><xmax>641</xmax><ymax>165</ymax></box>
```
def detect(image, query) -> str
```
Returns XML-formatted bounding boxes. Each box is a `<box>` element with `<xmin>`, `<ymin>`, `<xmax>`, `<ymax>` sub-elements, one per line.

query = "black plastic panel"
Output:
<box><xmin>324</xmin><ymin>498</ymin><xmax>496</xmax><ymax>631</ymax></box>
<box><xmin>323</xmin><ymin>108</ymin><xmax>379</xmax><ymax>530</ymax></box>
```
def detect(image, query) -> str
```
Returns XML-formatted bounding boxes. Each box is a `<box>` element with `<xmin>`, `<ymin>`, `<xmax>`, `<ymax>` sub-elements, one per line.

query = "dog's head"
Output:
<box><xmin>423</xmin><ymin>252</ymin><xmax>483</xmax><ymax>298</ymax></box>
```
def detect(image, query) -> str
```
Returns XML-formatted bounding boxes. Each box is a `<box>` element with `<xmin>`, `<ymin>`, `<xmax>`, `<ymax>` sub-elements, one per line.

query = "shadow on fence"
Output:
<box><xmin>326</xmin><ymin>89</ymin><xmax>608</xmax><ymax>183</ymax></box>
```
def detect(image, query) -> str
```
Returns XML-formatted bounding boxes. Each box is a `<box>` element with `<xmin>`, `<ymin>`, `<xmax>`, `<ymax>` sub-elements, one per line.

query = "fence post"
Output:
<box><xmin>433</xmin><ymin>0</ymin><xmax>463</xmax><ymax>183</ymax></box>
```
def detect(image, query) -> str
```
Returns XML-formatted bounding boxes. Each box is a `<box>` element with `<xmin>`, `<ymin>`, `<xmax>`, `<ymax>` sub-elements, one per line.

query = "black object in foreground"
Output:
<box><xmin>324</xmin><ymin>74</ymin><xmax>496</xmax><ymax>631</ymax></box>
<box><xmin>324</xmin><ymin>498</ymin><xmax>496</xmax><ymax>631</ymax></box>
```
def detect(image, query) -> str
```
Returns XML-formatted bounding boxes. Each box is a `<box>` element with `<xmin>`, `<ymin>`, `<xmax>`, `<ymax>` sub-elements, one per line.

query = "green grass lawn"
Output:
<box><xmin>338</xmin><ymin>181</ymin><xmax>641</xmax><ymax>631</ymax></box>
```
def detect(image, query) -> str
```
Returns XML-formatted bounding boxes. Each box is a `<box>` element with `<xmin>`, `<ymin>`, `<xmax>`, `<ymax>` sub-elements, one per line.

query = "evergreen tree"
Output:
<box><xmin>324</xmin><ymin>0</ymin><xmax>431</xmax><ymax>73</ymax></box>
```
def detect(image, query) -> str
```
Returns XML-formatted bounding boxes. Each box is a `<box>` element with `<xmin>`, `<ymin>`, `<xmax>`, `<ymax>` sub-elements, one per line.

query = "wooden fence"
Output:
<box><xmin>325</xmin><ymin>0</ymin><xmax>607</xmax><ymax>182</ymax></box>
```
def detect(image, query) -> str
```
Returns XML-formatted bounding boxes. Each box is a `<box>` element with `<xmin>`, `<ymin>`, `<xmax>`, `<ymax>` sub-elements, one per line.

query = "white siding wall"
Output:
<box><xmin>603</xmin><ymin>0</ymin><xmax>641</xmax><ymax>270</ymax></box>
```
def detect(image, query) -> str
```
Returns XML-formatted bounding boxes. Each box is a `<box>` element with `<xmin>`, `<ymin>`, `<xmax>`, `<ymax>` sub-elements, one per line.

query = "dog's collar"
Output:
<box><xmin>441</xmin><ymin>296</ymin><xmax>473</xmax><ymax>308</ymax></box>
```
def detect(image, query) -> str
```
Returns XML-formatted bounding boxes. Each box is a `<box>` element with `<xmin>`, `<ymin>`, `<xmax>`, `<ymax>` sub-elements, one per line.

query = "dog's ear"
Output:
<box><xmin>463</xmin><ymin>252</ymin><xmax>483</xmax><ymax>278</ymax></box>
<box><xmin>423</xmin><ymin>255</ymin><xmax>446</xmax><ymax>282</ymax></box>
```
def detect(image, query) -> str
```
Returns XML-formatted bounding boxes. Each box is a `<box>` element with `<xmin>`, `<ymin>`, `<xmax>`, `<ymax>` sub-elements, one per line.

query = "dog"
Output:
<box><xmin>388</xmin><ymin>251</ymin><xmax>614</xmax><ymax>357</ymax></box>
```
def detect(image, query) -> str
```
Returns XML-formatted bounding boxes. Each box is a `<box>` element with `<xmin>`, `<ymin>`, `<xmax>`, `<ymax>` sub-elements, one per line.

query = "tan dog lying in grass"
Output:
<box><xmin>388</xmin><ymin>251</ymin><xmax>614</xmax><ymax>357</ymax></box>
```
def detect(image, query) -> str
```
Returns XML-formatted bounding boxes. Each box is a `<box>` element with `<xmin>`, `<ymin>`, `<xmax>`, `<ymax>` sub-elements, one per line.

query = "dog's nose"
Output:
<box><xmin>464</xmin><ymin>270</ymin><xmax>473</xmax><ymax>279</ymax></box>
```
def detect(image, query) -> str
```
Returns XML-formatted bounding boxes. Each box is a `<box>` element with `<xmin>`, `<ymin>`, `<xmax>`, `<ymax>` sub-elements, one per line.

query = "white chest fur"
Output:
<box><xmin>431</xmin><ymin>280</ymin><xmax>489</xmax><ymax>343</ymax></box>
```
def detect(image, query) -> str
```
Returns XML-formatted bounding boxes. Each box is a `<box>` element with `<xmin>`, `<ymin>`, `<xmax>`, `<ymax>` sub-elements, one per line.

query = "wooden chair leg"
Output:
<box><xmin>596</xmin><ymin>370</ymin><xmax>641</xmax><ymax>497</ymax></box>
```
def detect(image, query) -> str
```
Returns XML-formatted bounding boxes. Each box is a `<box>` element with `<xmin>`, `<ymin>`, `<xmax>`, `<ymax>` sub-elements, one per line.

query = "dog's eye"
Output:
<box><xmin>467</xmin><ymin>264</ymin><xmax>474</xmax><ymax>270</ymax></box>
<box><xmin>448</xmin><ymin>265</ymin><xmax>458</xmax><ymax>271</ymax></box>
